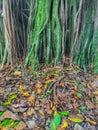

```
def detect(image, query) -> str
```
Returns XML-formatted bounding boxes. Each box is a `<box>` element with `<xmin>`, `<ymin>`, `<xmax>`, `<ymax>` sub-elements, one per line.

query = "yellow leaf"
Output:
<box><xmin>93</xmin><ymin>91</ymin><xmax>98</xmax><ymax>95</ymax></box>
<box><xmin>14</xmin><ymin>71</ymin><xmax>22</xmax><ymax>75</ymax></box>
<box><xmin>46</xmin><ymin>80</ymin><xmax>52</xmax><ymax>83</ymax></box>
<box><xmin>19</xmin><ymin>85</ymin><xmax>26</xmax><ymax>92</ymax></box>
<box><xmin>22</xmin><ymin>92</ymin><xmax>29</xmax><ymax>97</ymax></box>
<box><xmin>68</xmin><ymin>116</ymin><xmax>83</xmax><ymax>123</ymax></box>
<box><xmin>1</xmin><ymin>127</ymin><xmax>8</xmax><ymax>130</ymax></box>
<box><xmin>61</xmin><ymin>122</ymin><xmax>68</xmax><ymax>128</ymax></box>
<box><xmin>54</xmin><ymin>111</ymin><xmax>58</xmax><ymax>117</ymax></box>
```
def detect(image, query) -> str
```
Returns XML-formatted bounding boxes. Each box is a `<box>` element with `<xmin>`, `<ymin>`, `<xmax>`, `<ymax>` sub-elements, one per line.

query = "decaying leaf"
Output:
<box><xmin>28</xmin><ymin>96</ymin><xmax>35</xmax><ymax>105</ymax></box>
<box><xmin>26</xmin><ymin>108</ymin><xmax>35</xmax><ymax>116</ymax></box>
<box><xmin>85</xmin><ymin>116</ymin><xmax>96</xmax><ymax>125</ymax></box>
<box><xmin>86</xmin><ymin>100</ymin><xmax>95</xmax><ymax>109</ymax></box>
<box><xmin>36</xmin><ymin>88</ymin><xmax>42</xmax><ymax>94</ymax></box>
<box><xmin>14</xmin><ymin>121</ymin><xmax>26</xmax><ymax>130</ymax></box>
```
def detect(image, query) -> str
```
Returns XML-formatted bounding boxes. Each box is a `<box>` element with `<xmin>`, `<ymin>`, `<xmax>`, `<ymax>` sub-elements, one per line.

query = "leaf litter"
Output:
<box><xmin>0</xmin><ymin>65</ymin><xmax>98</xmax><ymax>129</ymax></box>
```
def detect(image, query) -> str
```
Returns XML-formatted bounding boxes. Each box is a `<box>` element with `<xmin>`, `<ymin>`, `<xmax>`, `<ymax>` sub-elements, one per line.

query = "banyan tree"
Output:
<box><xmin>0</xmin><ymin>0</ymin><xmax>98</xmax><ymax>73</ymax></box>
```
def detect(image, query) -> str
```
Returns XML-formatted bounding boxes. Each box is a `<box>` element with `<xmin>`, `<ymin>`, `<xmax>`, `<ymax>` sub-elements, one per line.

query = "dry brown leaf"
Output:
<box><xmin>73</xmin><ymin>103</ymin><xmax>79</xmax><ymax>108</ymax></box>
<box><xmin>26</xmin><ymin>108</ymin><xmax>35</xmax><ymax>116</ymax></box>
<box><xmin>2</xmin><ymin>110</ymin><xmax>19</xmax><ymax>120</ymax></box>
<box><xmin>28</xmin><ymin>96</ymin><xmax>35</xmax><ymax>105</ymax></box>
<box><xmin>85</xmin><ymin>116</ymin><xmax>97</xmax><ymax>125</ymax></box>
<box><xmin>60</xmin><ymin>83</ymin><xmax>65</xmax><ymax>87</ymax></box>
<box><xmin>86</xmin><ymin>100</ymin><xmax>95</xmax><ymax>109</ymax></box>
<box><xmin>57</xmin><ymin>127</ymin><xmax>65</xmax><ymax>130</ymax></box>
<box><xmin>39</xmin><ymin>110</ymin><xmax>45</xmax><ymax>116</ymax></box>
<box><xmin>47</xmin><ymin>110</ymin><xmax>53</xmax><ymax>114</ymax></box>
<box><xmin>23</xmin><ymin>112</ymin><xmax>27</xmax><ymax>119</ymax></box>
<box><xmin>52</xmin><ymin>106</ymin><xmax>56</xmax><ymax>111</ymax></box>
<box><xmin>36</xmin><ymin>81</ymin><xmax>42</xmax><ymax>88</ymax></box>
<box><xmin>0</xmin><ymin>88</ymin><xmax>4</xmax><ymax>95</ymax></box>
<box><xmin>36</xmin><ymin>88</ymin><xmax>42</xmax><ymax>94</ymax></box>
<box><xmin>14</xmin><ymin>121</ymin><xmax>26</xmax><ymax>130</ymax></box>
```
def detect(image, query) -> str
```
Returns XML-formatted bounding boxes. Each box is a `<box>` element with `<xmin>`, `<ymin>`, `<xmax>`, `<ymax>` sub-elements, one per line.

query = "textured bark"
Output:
<box><xmin>3</xmin><ymin>0</ymin><xmax>17</xmax><ymax>65</ymax></box>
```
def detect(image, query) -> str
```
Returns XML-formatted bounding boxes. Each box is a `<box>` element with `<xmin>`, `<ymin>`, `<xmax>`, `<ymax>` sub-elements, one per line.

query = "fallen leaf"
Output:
<box><xmin>9</xmin><ymin>94</ymin><xmax>17</xmax><ymax>101</ymax></box>
<box><xmin>80</xmin><ymin>106</ymin><xmax>87</xmax><ymax>111</ymax></box>
<box><xmin>85</xmin><ymin>116</ymin><xmax>96</xmax><ymax>125</ymax></box>
<box><xmin>14</xmin><ymin>121</ymin><xmax>26</xmax><ymax>130</ymax></box>
<box><xmin>39</xmin><ymin>110</ymin><xmax>45</xmax><ymax>116</ymax></box>
<box><xmin>22</xmin><ymin>92</ymin><xmax>29</xmax><ymax>97</ymax></box>
<box><xmin>26</xmin><ymin>108</ymin><xmax>35</xmax><ymax>116</ymax></box>
<box><xmin>61</xmin><ymin>121</ymin><xmax>68</xmax><ymax>128</ymax></box>
<box><xmin>28</xmin><ymin>96</ymin><xmax>35</xmax><ymax>105</ymax></box>
<box><xmin>10</xmin><ymin>121</ymin><xmax>20</xmax><ymax>128</ymax></box>
<box><xmin>0</xmin><ymin>119</ymin><xmax>13</xmax><ymax>127</ymax></box>
<box><xmin>59</xmin><ymin>111</ymin><xmax>70</xmax><ymax>117</ymax></box>
<box><xmin>68</xmin><ymin>115</ymin><xmax>83</xmax><ymax>123</ymax></box>
<box><xmin>50</xmin><ymin>113</ymin><xmax>61</xmax><ymax>130</ymax></box>
<box><xmin>13</xmin><ymin>71</ymin><xmax>22</xmax><ymax>76</ymax></box>
<box><xmin>2</xmin><ymin>110</ymin><xmax>19</xmax><ymax>120</ymax></box>
<box><xmin>0</xmin><ymin>88</ymin><xmax>4</xmax><ymax>95</ymax></box>
<box><xmin>0</xmin><ymin>127</ymin><xmax>8</xmax><ymax>130</ymax></box>
<box><xmin>0</xmin><ymin>111</ymin><xmax>4</xmax><ymax>117</ymax></box>
<box><xmin>86</xmin><ymin>100</ymin><xmax>95</xmax><ymax>109</ymax></box>
<box><xmin>77</xmin><ymin>92</ymin><xmax>83</xmax><ymax>98</ymax></box>
<box><xmin>93</xmin><ymin>91</ymin><xmax>98</xmax><ymax>95</ymax></box>
<box><xmin>36</xmin><ymin>82</ymin><xmax>42</xmax><ymax>88</ymax></box>
<box><xmin>36</xmin><ymin>88</ymin><xmax>42</xmax><ymax>94</ymax></box>
<box><xmin>19</xmin><ymin>85</ymin><xmax>26</xmax><ymax>91</ymax></box>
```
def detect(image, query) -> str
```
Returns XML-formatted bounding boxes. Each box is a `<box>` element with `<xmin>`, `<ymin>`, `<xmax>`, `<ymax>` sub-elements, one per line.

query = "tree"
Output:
<box><xmin>0</xmin><ymin>0</ymin><xmax>98</xmax><ymax>73</ymax></box>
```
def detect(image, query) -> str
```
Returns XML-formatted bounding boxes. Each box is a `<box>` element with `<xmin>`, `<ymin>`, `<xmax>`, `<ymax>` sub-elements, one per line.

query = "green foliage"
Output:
<box><xmin>50</xmin><ymin>113</ymin><xmax>61</xmax><ymax>130</ymax></box>
<box><xmin>0</xmin><ymin>0</ymin><xmax>98</xmax><ymax>73</ymax></box>
<box><xmin>59</xmin><ymin>111</ymin><xmax>70</xmax><ymax>117</ymax></box>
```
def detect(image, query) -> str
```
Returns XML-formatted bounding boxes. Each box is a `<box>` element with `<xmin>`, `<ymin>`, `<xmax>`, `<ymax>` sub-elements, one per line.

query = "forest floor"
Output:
<box><xmin>0</xmin><ymin>64</ymin><xmax>98</xmax><ymax>130</ymax></box>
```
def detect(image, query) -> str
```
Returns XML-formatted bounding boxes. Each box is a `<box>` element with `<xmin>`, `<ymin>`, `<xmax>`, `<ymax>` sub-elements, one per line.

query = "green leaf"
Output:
<box><xmin>77</xmin><ymin>92</ymin><xmax>83</xmax><ymax>97</ymax></box>
<box><xmin>0</xmin><ymin>111</ymin><xmax>4</xmax><ymax>116</ymax></box>
<box><xmin>50</xmin><ymin>114</ymin><xmax>61</xmax><ymax>130</ymax></box>
<box><xmin>59</xmin><ymin>111</ymin><xmax>70</xmax><ymax>116</ymax></box>
<box><xmin>3</xmin><ymin>94</ymin><xmax>17</xmax><ymax>106</ymax></box>
<box><xmin>40</xmin><ymin>94</ymin><xmax>45</xmax><ymax>99</ymax></box>
<box><xmin>24</xmin><ymin>72</ymin><xmax>29</xmax><ymax>76</ymax></box>
<box><xmin>78</xmin><ymin>84</ymin><xmax>85</xmax><ymax>88</ymax></box>
<box><xmin>80</xmin><ymin>106</ymin><xmax>87</xmax><ymax>111</ymax></box>
<box><xmin>45</xmin><ymin>90</ymin><xmax>52</xmax><ymax>97</ymax></box>
<box><xmin>3</xmin><ymin>100</ymin><xmax>11</xmax><ymax>106</ymax></box>
<box><xmin>17</xmin><ymin>65</ymin><xmax>23</xmax><ymax>70</ymax></box>
<box><xmin>10</xmin><ymin>121</ymin><xmax>20</xmax><ymax>128</ymax></box>
<box><xmin>9</xmin><ymin>94</ymin><xmax>17</xmax><ymax>101</ymax></box>
<box><xmin>0</xmin><ymin>119</ymin><xmax>13</xmax><ymax>126</ymax></box>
